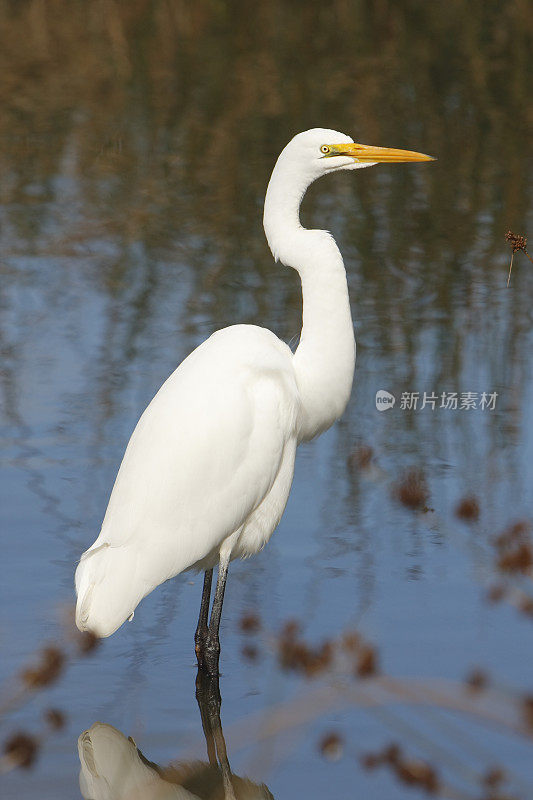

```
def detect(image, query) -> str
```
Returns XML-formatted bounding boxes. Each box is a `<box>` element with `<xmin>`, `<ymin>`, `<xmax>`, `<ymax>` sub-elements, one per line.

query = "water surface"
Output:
<box><xmin>1</xmin><ymin>2</ymin><xmax>532</xmax><ymax>798</ymax></box>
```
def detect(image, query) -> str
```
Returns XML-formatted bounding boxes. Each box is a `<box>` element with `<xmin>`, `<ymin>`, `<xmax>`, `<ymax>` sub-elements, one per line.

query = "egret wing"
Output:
<box><xmin>75</xmin><ymin>325</ymin><xmax>299</xmax><ymax>636</ymax></box>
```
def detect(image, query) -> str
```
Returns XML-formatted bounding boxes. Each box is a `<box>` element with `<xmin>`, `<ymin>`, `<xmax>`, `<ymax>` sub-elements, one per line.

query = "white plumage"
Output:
<box><xmin>75</xmin><ymin>128</ymin><xmax>432</xmax><ymax>653</ymax></box>
<box><xmin>76</xmin><ymin>326</ymin><xmax>298</xmax><ymax>636</ymax></box>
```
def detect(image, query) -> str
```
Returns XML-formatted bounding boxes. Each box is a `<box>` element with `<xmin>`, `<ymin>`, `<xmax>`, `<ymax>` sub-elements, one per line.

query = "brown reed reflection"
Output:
<box><xmin>2</xmin><ymin>548</ymin><xmax>532</xmax><ymax>797</ymax></box>
<box><xmin>0</xmin><ymin>614</ymin><xmax>98</xmax><ymax>774</ymax></box>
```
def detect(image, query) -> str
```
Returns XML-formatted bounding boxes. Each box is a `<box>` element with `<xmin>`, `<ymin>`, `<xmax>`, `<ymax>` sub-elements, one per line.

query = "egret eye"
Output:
<box><xmin>320</xmin><ymin>145</ymin><xmax>330</xmax><ymax>155</ymax></box>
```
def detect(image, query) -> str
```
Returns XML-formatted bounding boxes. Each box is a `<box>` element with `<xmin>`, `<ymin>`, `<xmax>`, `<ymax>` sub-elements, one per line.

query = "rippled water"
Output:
<box><xmin>1</xmin><ymin>2</ymin><xmax>532</xmax><ymax>798</ymax></box>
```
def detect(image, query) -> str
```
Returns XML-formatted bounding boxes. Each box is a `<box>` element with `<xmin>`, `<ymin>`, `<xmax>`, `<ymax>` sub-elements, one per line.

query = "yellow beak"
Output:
<box><xmin>328</xmin><ymin>142</ymin><xmax>435</xmax><ymax>163</ymax></box>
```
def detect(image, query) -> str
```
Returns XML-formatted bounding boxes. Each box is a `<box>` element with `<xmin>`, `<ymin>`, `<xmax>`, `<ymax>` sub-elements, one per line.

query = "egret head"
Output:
<box><xmin>283</xmin><ymin>127</ymin><xmax>434</xmax><ymax>179</ymax></box>
<box><xmin>264</xmin><ymin>127</ymin><xmax>434</xmax><ymax>265</ymax></box>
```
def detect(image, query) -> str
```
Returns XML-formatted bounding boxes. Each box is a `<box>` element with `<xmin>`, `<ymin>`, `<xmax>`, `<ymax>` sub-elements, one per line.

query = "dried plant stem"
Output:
<box><xmin>505</xmin><ymin>230</ymin><xmax>532</xmax><ymax>286</ymax></box>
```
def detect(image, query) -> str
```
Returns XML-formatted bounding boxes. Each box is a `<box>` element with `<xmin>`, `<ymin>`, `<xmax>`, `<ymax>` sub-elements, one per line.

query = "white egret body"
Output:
<box><xmin>75</xmin><ymin>129</ymin><xmax>432</xmax><ymax>668</ymax></box>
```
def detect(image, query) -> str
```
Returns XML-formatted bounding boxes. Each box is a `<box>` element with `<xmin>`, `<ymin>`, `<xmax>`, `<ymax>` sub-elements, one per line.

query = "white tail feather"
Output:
<box><xmin>75</xmin><ymin>543</ymin><xmax>144</xmax><ymax>637</ymax></box>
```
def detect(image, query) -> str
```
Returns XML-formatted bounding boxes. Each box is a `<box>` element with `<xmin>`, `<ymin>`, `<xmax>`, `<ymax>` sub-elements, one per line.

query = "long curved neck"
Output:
<box><xmin>264</xmin><ymin>160</ymin><xmax>356</xmax><ymax>442</ymax></box>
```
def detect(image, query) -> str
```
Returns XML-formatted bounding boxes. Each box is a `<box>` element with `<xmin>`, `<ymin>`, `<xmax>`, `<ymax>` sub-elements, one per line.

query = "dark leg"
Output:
<box><xmin>195</xmin><ymin>667</ymin><xmax>218</xmax><ymax>765</ymax></box>
<box><xmin>213</xmin><ymin>709</ymin><xmax>235</xmax><ymax>799</ymax></box>
<box><xmin>203</xmin><ymin>553</ymin><xmax>230</xmax><ymax>676</ymax></box>
<box><xmin>195</xmin><ymin>569</ymin><xmax>213</xmax><ymax>666</ymax></box>
<box><xmin>195</xmin><ymin>668</ymin><xmax>235</xmax><ymax>799</ymax></box>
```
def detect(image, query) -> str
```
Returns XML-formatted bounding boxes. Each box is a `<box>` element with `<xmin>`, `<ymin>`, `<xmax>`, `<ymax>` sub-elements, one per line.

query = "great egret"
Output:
<box><xmin>75</xmin><ymin>128</ymin><xmax>432</xmax><ymax>673</ymax></box>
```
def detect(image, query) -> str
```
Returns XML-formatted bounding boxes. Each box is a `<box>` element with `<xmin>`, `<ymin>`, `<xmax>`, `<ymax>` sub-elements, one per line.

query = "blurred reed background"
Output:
<box><xmin>1</xmin><ymin>0</ymin><xmax>532</xmax><ymax>383</ymax></box>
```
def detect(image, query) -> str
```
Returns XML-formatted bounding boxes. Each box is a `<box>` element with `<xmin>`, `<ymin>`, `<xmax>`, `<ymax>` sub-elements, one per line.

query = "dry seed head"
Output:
<box><xmin>241</xmin><ymin>644</ymin><xmax>259</xmax><ymax>661</ymax></box>
<box><xmin>495</xmin><ymin>521</ymin><xmax>531</xmax><ymax>549</ymax></box>
<box><xmin>319</xmin><ymin>731</ymin><xmax>344</xmax><ymax>761</ymax></box>
<box><xmin>3</xmin><ymin>733</ymin><xmax>38</xmax><ymax>769</ymax></box>
<box><xmin>239</xmin><ymin>613</ymin><xmax>261</xmax><ymax>633</ymax></box>
<box><xmin>455</xmin><ymin>496</ymin><xmax>480</xmax><ymax>522</ymax></box>
<box><xmin>356</xmin><ymin>644</ymin><xmax>378</xmax><ymax>678</ymax></box>
<box><xmin>505</xmin><ymin>230</ymin><xmax>527</xmax><ymax>253</ymax></box>
<box><xmin>21</xmin><ymin>646</ymin><xmax>65</xmax><ymax>689</ymax></box>
<box><xmin>77</xmin><ymin>631</ymin><xmax>100</xmax><ymax>654</ymax></box>
<box><xmin>487</xmin><ymin>584</ymin><xmax>506</xmax><ymax>604</ymax></box>
<box><xmin>482</xmin><ymin>766</ymin><xmax>505</xmax><ymax>788</ymax></box>
<box><xmin>465</xmin><ymin>667</ymin><xmax>489</xmax><ymax>693</ymax></box>
<box><xmin>497</xmin><ymin>542</ymin><xmax>533</xmax><ymax>574</ymax></box>
<box><xmin>44</xmin><ymin>708</ymin><xmax>66</xmax><ymax>730</ymax></box>
<box><xmin>347</xmin><ymin>444</ymin><xmax>373</xmax><ymax>473</ymax></box>
<box><xmin>518</xmin><ymin>597</ymin><xmax>533</xmax><ymax>617</ymax></box>
<box><xmin>393</xmin><ymin>468</ymin><xmax>429</xmax><ymax>510</ymax></box>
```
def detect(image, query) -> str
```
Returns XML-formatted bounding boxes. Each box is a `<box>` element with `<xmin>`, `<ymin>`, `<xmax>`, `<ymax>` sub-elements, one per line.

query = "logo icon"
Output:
<box><xmin>375</xmin><ymin>390</ymin><xmax>396</xmax><ymax>411</ymax></box>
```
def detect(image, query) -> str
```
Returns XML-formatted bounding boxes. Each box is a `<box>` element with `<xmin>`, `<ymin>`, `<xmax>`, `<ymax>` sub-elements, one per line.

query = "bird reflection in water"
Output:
<box><xmin>78</xmin><ymin>671</ymin><xmax>273</xmax><ymax>800</ymax></box>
